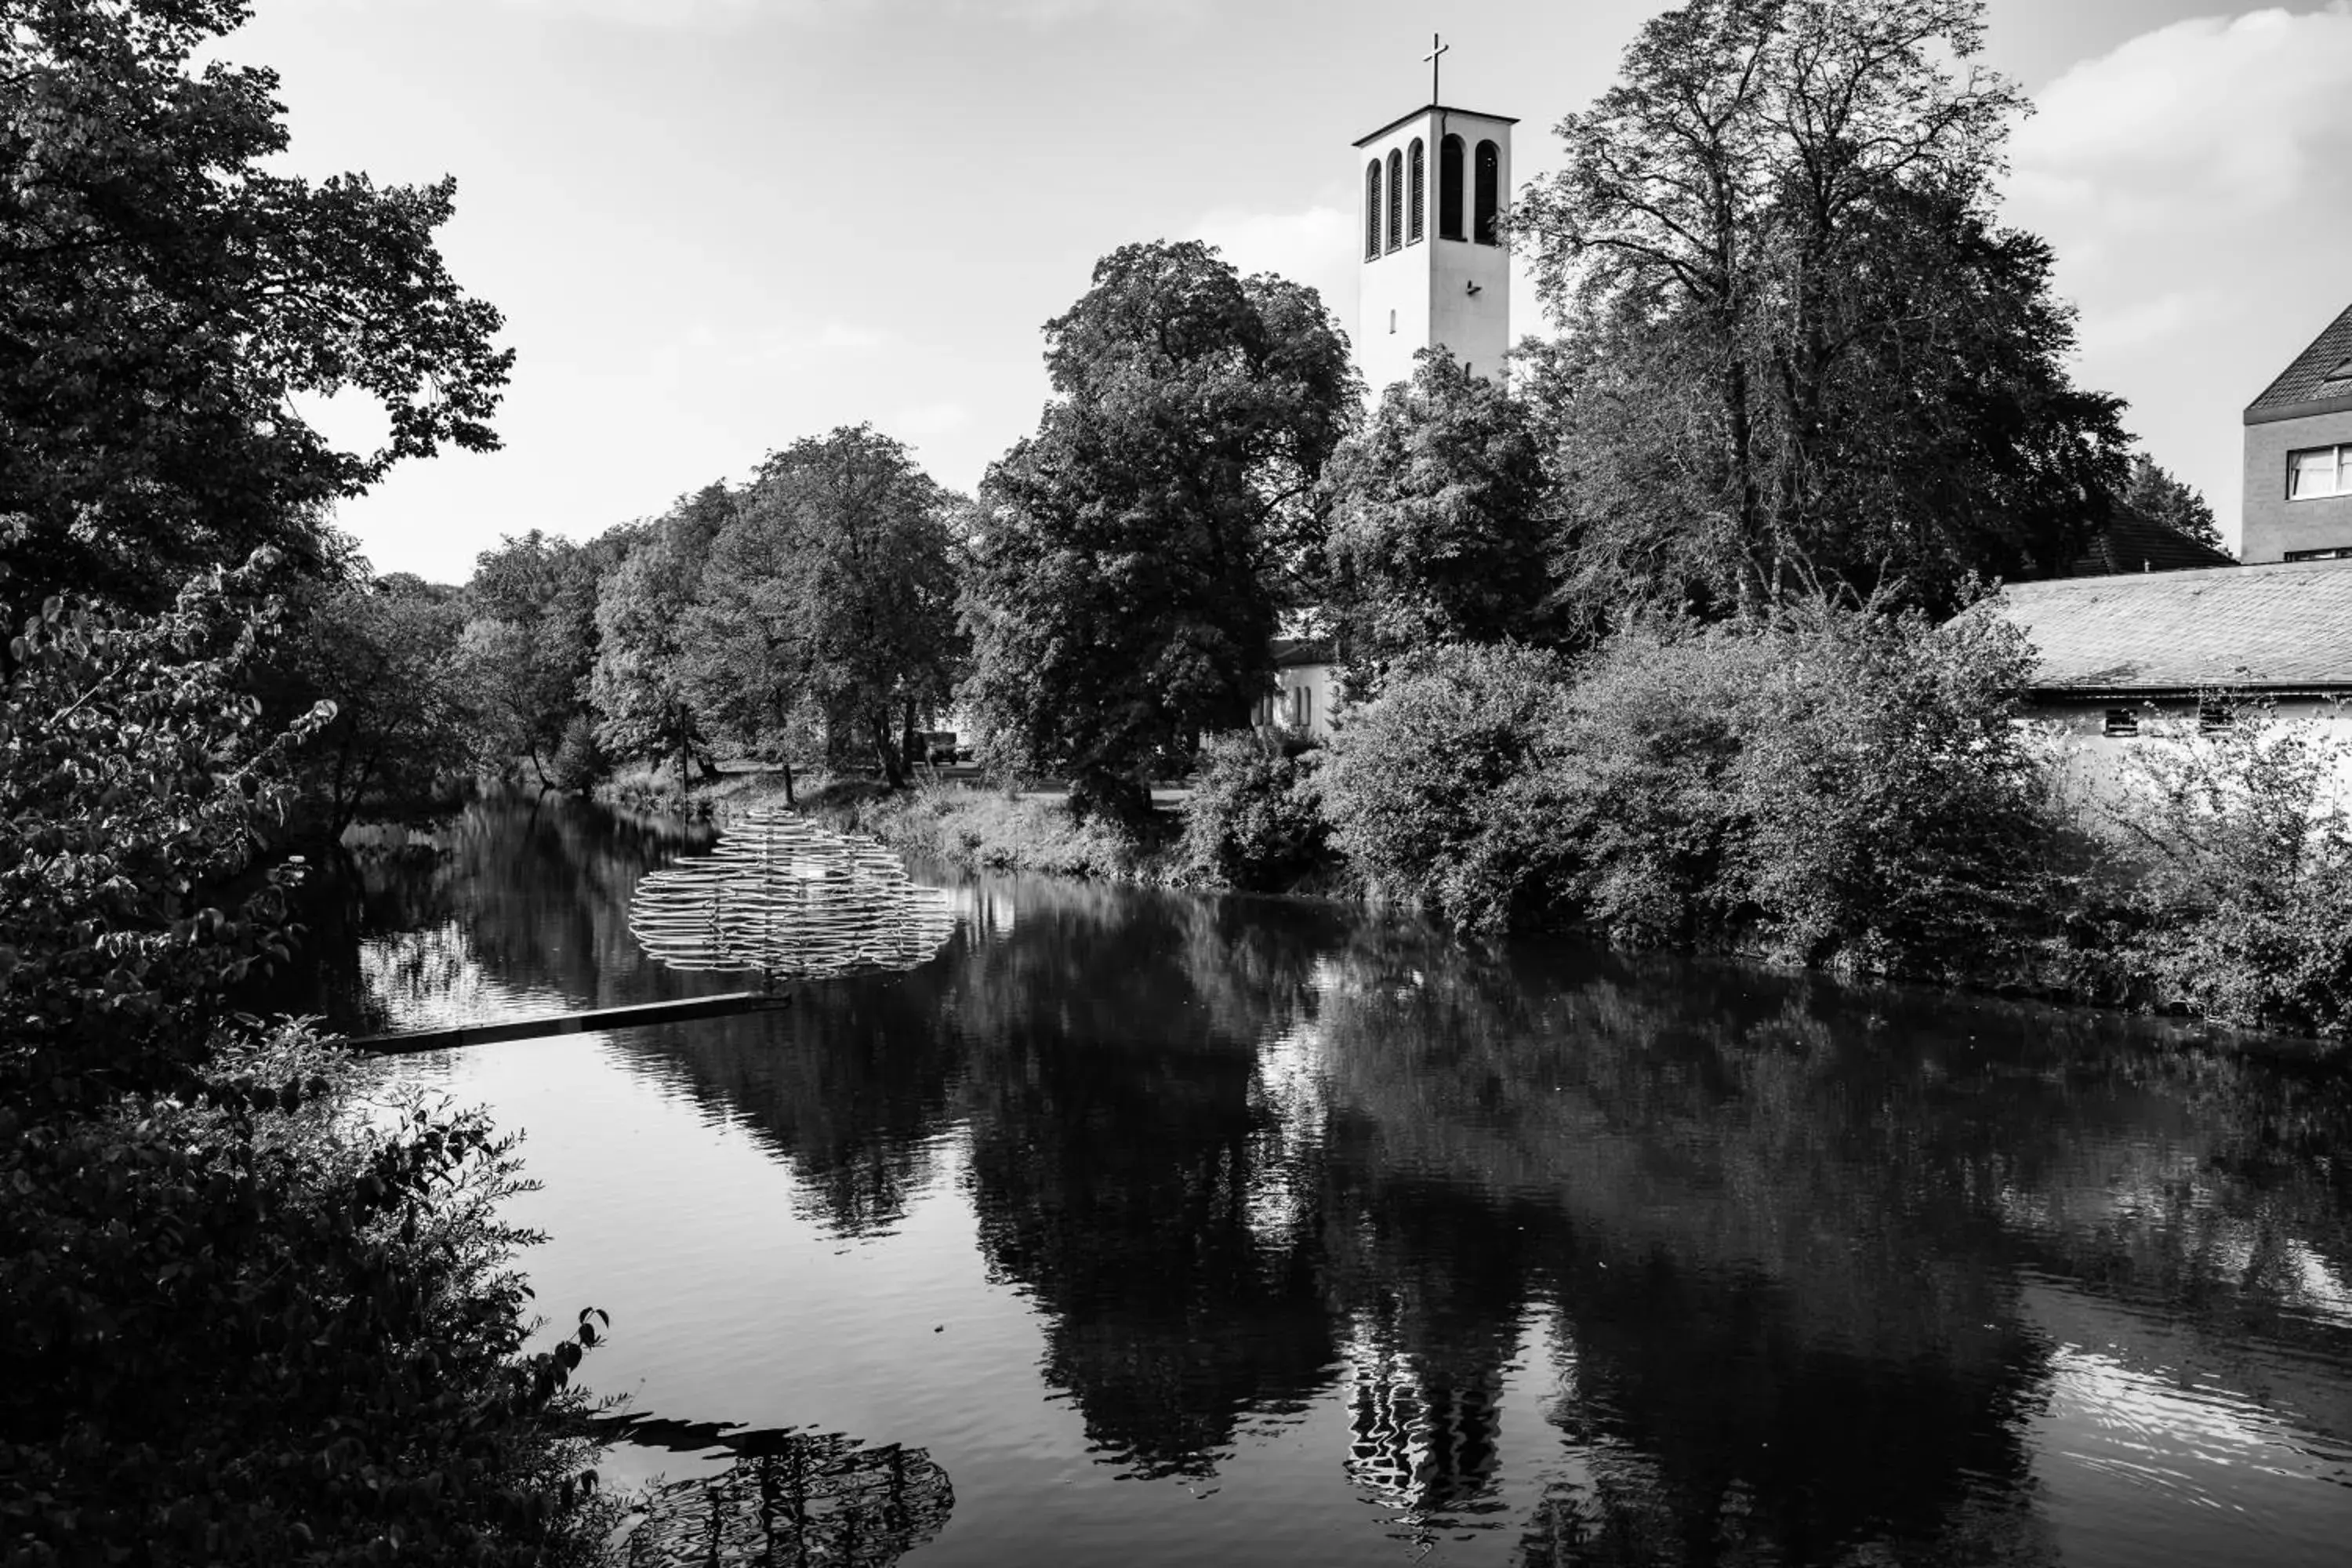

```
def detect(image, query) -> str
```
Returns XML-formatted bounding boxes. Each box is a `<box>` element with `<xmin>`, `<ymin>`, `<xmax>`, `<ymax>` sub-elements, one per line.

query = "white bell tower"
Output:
<box><xmin>1353</xmin><ymin>35</ymin><xmax>1515</xmax><ymax>394</ymax></box>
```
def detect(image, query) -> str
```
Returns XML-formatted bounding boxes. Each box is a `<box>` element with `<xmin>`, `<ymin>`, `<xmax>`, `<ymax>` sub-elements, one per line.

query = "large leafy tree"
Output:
<box><xmin>459</xmin><ymin>530</ymin><xmax>607</xmax><ymax>786</ymax></box>
<box><xmin>1323</xmin><ymin>350</ymin><xmax>1561</xmax><ymax>695</ymax></box>
<box><xmin>1516</xmin><ymin>0</ymin><xmax>2127</xmax><ymax>620</ymax></box>
<box><xmin>689</xmin><ymin>426</ymin><xmax>962</xmax><ymax>789</ymax></box>
<box><xmin>0</xmin><ymin>0</ymin><xmax>511</xmax><ymax>607</ymax></box>
<box><xmin>589</xmin><ymin>487</ymin><xmax>732</xmax><ymax>789</ymax></box>
<box><xmin>962</xmin><ymin>241</ymin><xmax>1355</xmax><ymax>823</ymax></box>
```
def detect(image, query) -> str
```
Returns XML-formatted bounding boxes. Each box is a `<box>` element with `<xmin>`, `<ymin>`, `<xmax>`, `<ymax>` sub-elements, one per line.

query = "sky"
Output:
<box><xmin>222</xmin><ymin>0</ymin><xmax>2352</xmax><ymax>579</ymax></box>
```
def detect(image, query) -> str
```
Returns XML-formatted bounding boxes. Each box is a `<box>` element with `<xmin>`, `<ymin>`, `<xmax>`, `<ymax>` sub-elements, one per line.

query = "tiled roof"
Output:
<box><xmin>2061</xmin><ymin>510</ymin><xmax>2238</xmax><ymax>577</ymax></box>
<box><xmin>2247</xmin><ymin>301</ymin><xmax>2352</xmax><ymax>414</ymax></box>
<box><xmin>1991</xmin><ymin>558</ymin><xmax>2352</xmax><ymax>693</ymax></box>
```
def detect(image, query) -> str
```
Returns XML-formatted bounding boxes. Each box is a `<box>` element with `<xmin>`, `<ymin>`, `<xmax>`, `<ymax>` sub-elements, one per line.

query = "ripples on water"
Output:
<box><xmin>318</xmin><ymin>796</ymin><xmax>2352</xmax><ymax>1567</ymax></box>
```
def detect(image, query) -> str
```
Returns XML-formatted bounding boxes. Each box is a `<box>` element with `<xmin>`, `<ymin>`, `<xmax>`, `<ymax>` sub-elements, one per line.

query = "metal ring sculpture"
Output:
<box><xmin>628</xmin><ymin>808</ymin><xmax>956</xmax><ymax>982</ymax></box>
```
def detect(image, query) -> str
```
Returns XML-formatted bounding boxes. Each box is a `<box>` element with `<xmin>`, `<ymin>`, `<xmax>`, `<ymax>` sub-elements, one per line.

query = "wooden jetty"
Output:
<box><xmin>350</xmin><ymin>991</ymin><xmax>786</xmax><ymax>1056</ymax></box>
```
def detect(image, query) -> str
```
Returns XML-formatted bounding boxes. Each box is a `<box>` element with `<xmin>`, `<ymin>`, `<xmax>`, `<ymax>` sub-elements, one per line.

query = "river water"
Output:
<box><xmin>326</xmin><ymin>795</ymin><xmax>2352</xmax><ymax>1566</ymax></box>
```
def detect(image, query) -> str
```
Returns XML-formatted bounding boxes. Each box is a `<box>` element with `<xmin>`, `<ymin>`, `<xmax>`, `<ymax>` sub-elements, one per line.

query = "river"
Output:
<box><xmin>321</xmin><ymin>794</ymin><xmax>2352</xmax><ymax>1566</ymax></box>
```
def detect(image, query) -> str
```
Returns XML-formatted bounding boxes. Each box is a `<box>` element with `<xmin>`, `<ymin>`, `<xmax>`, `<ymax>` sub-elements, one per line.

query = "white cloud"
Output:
<box><xmin>2004</xmin><ymin>3</ymin><xmax>2352</xmax><ymax>551</ymax></box>
<box><xmin>1187</xmin><ymin>201</ymin><xmax>1356</xmax><ymax>317</ymax></box>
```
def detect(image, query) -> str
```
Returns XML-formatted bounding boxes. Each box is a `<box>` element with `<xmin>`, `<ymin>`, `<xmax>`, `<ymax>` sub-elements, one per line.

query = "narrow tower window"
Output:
<box><xmin>1407</xmin><ymin>138</ymin><xmax>1426</xmax><ymax>243</ymax></box>
<box><xmin>1386</xmin><ymin>148</ymin><xmax>1403</xmax><ymax>252</ymax></box>
<box><xmin>1439</xmin><ymin>135</ymin><xmax>1465</xmax><ymax>241</ymax></box>
<box><xmin>1474</xmin><ymin>140</ymin><xmax>1501</xmax><ymax>245</ymax></box>
<box><xmin>1364</xmin><ymin>160</ymin><xmax>1382</xmax><ymax>261</ymax></box>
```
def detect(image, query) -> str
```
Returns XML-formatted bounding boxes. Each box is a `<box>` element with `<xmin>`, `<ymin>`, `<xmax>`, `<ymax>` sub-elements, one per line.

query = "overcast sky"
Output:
<box><xmin>230</xmin><ymin>0</ymin><xmax>2352</xmax><ymax>579</ymax></box>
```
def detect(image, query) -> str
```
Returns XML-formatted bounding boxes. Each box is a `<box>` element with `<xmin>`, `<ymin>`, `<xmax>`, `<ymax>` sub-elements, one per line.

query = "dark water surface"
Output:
<box><xmin>331</xmin><ymin>797</ymin><xmax>2352</xmax><ymax>1566</ymax></box>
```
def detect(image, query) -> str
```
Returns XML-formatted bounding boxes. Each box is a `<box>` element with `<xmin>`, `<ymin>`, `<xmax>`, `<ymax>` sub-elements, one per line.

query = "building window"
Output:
<box><xmin>1293</xmin><ymin>686</ymin><xmax>1312</xmax><ymax>729</ymax></box>
<box><xmin>1388</xmin><ymin>309</ymin><xmax>1396</xmax><ymax>335</ymax></box>
<box><xmin>2285</xmin><ymin>546</ymin><xmax>2352</xmax><ymax>562</ymax></box>
<box><xmin>1386</xmin><ymin>149</ymin><xmax>1403</xmax><ymax>252</ymax></box>
<box><xmin>2288</xmin><ymin>443</ymin><xmax>2352</xmax><ymax>499</ymax></box>
<box><xmin>1407</xmin><ymin>139</ymin><xmax>1426</xmax><ymax>243</ymax></box>
<box><xmin>2198</xmin><ymin>695</ymin><xmax>2235</xmax><ymax>735</ymax></box>
<box><xmin>1365</xmin><ymin>160</ymin><xmax>1382</xmax><ymax>261</ymax></box>
<box><xmin>1439</xmin><ymin>134</ymin><xmax>1465</xmax><ymax>240</ymax></box>
<box><xmin>1474</xmin><ymin>140</ymin><xmax>1501</xmax><ymax>245</ymax></box>
<box><xmin>2102</xmin><ymin>708</ymin><xmax>2140</xmax><ymax>739</ymax></box>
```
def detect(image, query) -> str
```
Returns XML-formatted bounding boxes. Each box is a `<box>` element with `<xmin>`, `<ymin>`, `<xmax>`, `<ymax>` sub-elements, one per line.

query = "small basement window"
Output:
<box><xmin>2288</xmin><ymin>443</ymin><xmax>2352</xmax><ymax>499</ymax></box>
<box><xmin>2103</xmin><ymin>708</ymin><xmax>2140</xmax><ymax>739</ymax></box>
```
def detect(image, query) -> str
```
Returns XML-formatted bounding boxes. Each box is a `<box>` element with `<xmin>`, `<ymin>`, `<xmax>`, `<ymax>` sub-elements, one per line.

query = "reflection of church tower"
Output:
<box><xmin>1354</xmin><ymin>34</ymin><xmax>1515</xmax><ymax>393</ymax></box>
<box><xmin>1342</xmin><ymin>1301</ymin><xmax>1505</xmax><ymax>1524</ymax></box>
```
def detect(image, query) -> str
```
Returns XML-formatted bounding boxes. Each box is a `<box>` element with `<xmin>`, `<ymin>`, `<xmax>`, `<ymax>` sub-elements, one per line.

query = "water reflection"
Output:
<box><xmin>336</xmin><ymin>796</ymin><xmax>2352</xmax><ymax>1566</ymax></box>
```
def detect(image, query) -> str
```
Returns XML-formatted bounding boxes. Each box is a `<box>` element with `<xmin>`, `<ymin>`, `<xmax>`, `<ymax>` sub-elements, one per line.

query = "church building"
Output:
<box><xmin>1352</xmin><ymin>38</ymin><xmax>1514</xmax><ymax>394</ymax></box>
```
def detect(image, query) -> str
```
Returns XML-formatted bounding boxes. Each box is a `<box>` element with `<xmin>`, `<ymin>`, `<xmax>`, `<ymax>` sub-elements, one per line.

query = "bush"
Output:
<box><xmin>1318</xmin><ymin>643</ymin><xmax>1576</xmax><ymax>929</ymax></box>
<box><xmin>1317</xmin><ymin>607</ymin><xmax>2057</xmax><ymax>975</ymax></box>
<box><xmin>1178</xmin><ymin>730</ymin><xmax>1329</xmax><ymax>891</ymax></box>
<box><xmin>2</xmin><ymin>573</ymin><xmax>615</xmax><ymax>1563</ymax></box>
<box><xmin>2103</xmin><ymin>703</ymin><xmax>2352</xmax><ymax>1034</ymax></box>
<box><xmin>1547</xmin><ymin>604</ymin><xmax>2055</xmax><ymax>972</ymax></box>
<box><xmin>546</xmin><ymin>712</ymin><xmax>609</xmax><ymax>795</ymax></box>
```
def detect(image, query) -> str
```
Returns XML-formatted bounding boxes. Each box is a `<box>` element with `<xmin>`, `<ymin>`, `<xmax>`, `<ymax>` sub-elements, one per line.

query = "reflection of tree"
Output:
<box><xmin>328</xmin><ymin>800</ymin><xmax>2352</xmax><ymax>1556</ymax></box>
<box><xmin>955</xmin><ymin>889</ymin><xmax>1345</xmax><ymax>1477</ymax></box>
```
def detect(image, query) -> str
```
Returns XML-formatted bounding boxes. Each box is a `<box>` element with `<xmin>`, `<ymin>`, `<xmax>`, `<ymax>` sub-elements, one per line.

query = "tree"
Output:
<box><xmin>589</xmin><ymin>487</ymin><xmax>732</xmax><ymax>789</ymax></box>
<box><xmin>1516</xmin><ymin>0</ymin><xmax>2126</xmax><ymax>620</ymax></box>
<box><xmin>690</xmin><ymin>426</ymin><xmax>963</xmax><ymax>790</ymax></box>
<box><xmin>2118</xmin><ymin>452</ymin><xmax>2227</xmax><ymax>554</ymax></box>
<box><xmin>0</xmin><ymin>0</ymin><xmax>511</xmax><ymax>608</ymax></box>
<box><xmin>961</xmin><ymin>241</ymin><xmax>1356</xmax><ymax>823</ymax></box>
<box><xmin>285</xmin><ymin>574</ymin><xmax>476</xmax><ymax>834</ymax></box>
<box><xmin>1323</xmin><ymin>350</ymin><xmax>1560</xmax><ymax>695</ymax></box>
<box><xmin>459</xmin><ymin>531</ymin><xmax>604</xmax><ymax>786</ymax></box>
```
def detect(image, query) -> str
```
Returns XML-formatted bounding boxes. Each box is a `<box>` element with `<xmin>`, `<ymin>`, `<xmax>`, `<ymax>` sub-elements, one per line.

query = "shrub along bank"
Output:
<box><xmin>2</xmin><ymin>579</ymin><xmax>615</xmax><ymax>1565</ymax></box>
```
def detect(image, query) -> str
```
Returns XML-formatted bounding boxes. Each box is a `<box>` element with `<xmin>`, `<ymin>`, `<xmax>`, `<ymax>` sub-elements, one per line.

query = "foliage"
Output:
<box><xmin>848</xmin><ymin>782</ymin><xmax>1151</xmax><ymax>882</ymax></box>
<box><xmin>0</xmin><ymin>564</ymin><xmax>327</xmax><ymax>1112</ymax></box>
<box><xmin>0</xmin><ymin>1025</ymin><xmax>618</xmax><ymax>1566</ymax></box>
<box><xmin>1321</xmin><ymin>351</ymin><xmax>1562</xmax><ymax>695</ymax></box>
<box><xmin>1317</xmin><ymin>643</ymin><xmax>1577</xmax><ymax>930</ymax></box>
<box><xmin>2118</xmin><ymin>452</ymin><xmax>2227</xmax><ymax>554</ymax></box>
<box><xmin>0</xmin><ymin>0</ymin><xmax>510</xmax><ymax>608</ymax></box>
<box><xmin>284</xmin><ymin>575</ymin><xmax>477</xmax><ymax>834</ymax></box>
<box><xmin>1544</xmin><ymin>604</ymin><xmax>2055</xmax><ymax>971</ymax></box>
<box><xmin>690</xmin><ymin>426</ymin><xmax>964</xmax><ymax>787</ymax></box>
<box><xmin>2104</xmin><ymin>705</ymin><xmax>2352</xmax><ymax>1034</ymax></box>
<box><xmin>590</xmin><ymin>489</ymin><xmax>731</xmax><ymax>788</ymax></box>
<box><xmin>0</xmin><ymin>575</ymin><xmax>613</xmax><ymax>1563</ymax></box>
<box><xmin>1317</xmin><ymin>606</ymin><xmax>2055</xmax><ymax>970</ymax></box>
<box><xmin>1516</xmin><ymin>0</ymin><xmax>2126</xmax><ymax>621</ymax></box>
<box><xmin>1178</xmin><ymin>730</ymin><xmax>1330</xmax><ymax>892</ymax></box>
<box><xmin>458</xmin><ymin>531</ymin><xmax>607</xmax><ymax>786</ymax></box>
<box><xmin>961</xmin><ymin>240</ymin><xmax>1356</xmax><ymax>825</ymax></box>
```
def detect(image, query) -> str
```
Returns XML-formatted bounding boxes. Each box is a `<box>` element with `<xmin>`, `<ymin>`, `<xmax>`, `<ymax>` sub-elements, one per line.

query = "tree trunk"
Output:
<box><xmin>780</xmin><ymin>760</ymin><xmax>795</xmax><ymax>808</ymax></box>
<box><xmin>869</xmin><ymin>711</ymin><xmax>906</xmax><ymax>790</ymax></box>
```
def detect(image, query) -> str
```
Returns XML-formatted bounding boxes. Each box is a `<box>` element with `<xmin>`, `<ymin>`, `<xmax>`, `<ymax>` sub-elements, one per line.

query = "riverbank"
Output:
<box><xmin>599</xmin><ymin>764</ymin><xmax>1197</xmax><ymax>884</ymax></box>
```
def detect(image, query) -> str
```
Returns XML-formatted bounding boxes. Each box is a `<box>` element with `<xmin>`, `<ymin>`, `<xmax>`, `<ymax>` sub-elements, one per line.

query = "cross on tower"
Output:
<box><xmin>1424</xmin><ymin>32</ymin><xmax>1449</xmax><ymax>103</ymax></box>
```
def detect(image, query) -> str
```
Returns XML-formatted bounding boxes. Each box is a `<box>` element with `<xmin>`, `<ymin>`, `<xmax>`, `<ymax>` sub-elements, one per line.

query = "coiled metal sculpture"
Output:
<box><xmin>628</xmin><ymin>808</ymin><xmax>955</xmax><ymax>982</ymax></box>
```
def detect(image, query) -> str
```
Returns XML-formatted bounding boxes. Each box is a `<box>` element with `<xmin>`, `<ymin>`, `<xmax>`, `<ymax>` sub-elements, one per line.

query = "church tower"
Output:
<box><xmin>1354</xmin><ymin>38</ymin><xmax>1515</xmax><ymax>394</ymax></box>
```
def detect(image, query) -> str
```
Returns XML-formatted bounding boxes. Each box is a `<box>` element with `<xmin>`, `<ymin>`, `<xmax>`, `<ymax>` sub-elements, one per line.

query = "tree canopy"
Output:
<box><xmin>691</xmin><ymin>426</ymin><xmax>963</xmax><ymax>788</ymax></box>
<box><xmin>2118</xmin><ymin>452</ymin><xmax>2226</xmax><ymax>554</ymax></box>
<box><xmin>0</xmin><ymin>0</ymin><xmax>510</xmax><ymax>607</ymax></box>
<box><xmin>961</xmin><ymin>240</ymin><xmax>1355</xmax><ymax>822</ymax></box>
<box><xmin>1322</xmin><ymin>351</ymin><xmax>1560</xmax><ymax>694</ymax></box>
<box><xmin>1517</xmin><ymin>0</ymin><xmax>2127</xmax><ymax>620</ymax></box>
